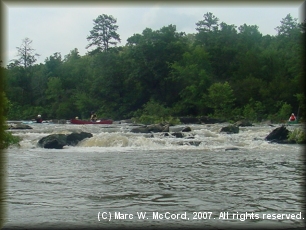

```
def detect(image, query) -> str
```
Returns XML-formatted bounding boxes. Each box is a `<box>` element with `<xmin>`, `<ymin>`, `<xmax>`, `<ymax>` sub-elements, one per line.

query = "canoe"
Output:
<box><xmin>287</xmin><ymin>120</ymin><xmax>298</xmax><ymax>125</ymax></box>
<box><xmin>70</xmin><ymin>119</ymin><xmax>113</xmax><ymax>124</ymax></box>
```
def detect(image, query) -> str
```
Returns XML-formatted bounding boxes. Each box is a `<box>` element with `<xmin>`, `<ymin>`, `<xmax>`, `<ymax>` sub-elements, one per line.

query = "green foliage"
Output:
<box><xmin>295</xmin><ymin>93</ymin><xmax>305</xmax><ymax>120</ymax></box>
<box><xmin>1</xmin><ymin>130</ymin><xmax>21</xmax><ymax>149</ymax></box>
<box><xmin>45</xmin><ymin>77</ymin><xmax>63</xmax><ymax>101</ymax></box>
<box><xmin>3</xmin><ymin>13</ymin><xmax>304</xmax><ymax>122</ymax></box>
<box><xmin>142</xmin><ymin>99</ymin><xmax>170</xmax><ymax>117</ymax></box>
<box><xmin>277</xmin><ymin>102</ymin><xmax>292</xmax><ymax>122</ymax></box>
<box><xmin>132</xmin><ymin>99</ymin><xmax>180</xmax><ymax>125</ymax></box>
<box><xmin>134</xmin><ymin>115</ymin><xmax>180</xmax><ymax>126</ymax></box>
<box><xmin>288</xmin><ymin>128</ymin><xmax>306</xmax><ymax>144</ymax></box>
<box><xmin>6</xmin><ymin>103</ymin><xmax>47</xmax><ymax>120</ymax></box>
<box><xmin>243</xmin><ymin>104</ymin><xmax>256</xmax><ymax>121</ymax></box>
<box><xmin>275</xmin><ymin>14</ymin><xmax>299</xmax><ymax>36</ymax></box>
<box><xmin>86</xmin><ymin>14</ymin><xmax>121</xmax><ymax>52</ymax></box>
<box><xmin>72</xmin><ymin>91</ymin><xmax>96</xmax><ymax>119</ymax></box>
<box><xmin>196</xmin><ymin>12</ymin><xmax>219</xmax><ymax>32</ymax></box>
<box><xmin>13</xmin><ymin>37</ymin><xmax>40</xmax><ymax>68</ymax></box>
<box><xmin>207</xmin><ymin>82</ymin><xmax>235</xmax><ymax>119</ymax></box>
<box><xmin>1</xmin><ymin>89</ymin><xmax>20</xmax><ymax>147</ymax></box>
<box><xmin>22</xmin><ymin>106</ymin><xmax>46</xmax><ymax>120</ymax></box>
<box><xmin>243</xmin><ymin>98</ymin><xmax>265</xmax><ymax>122</ymax></box>
<box><xmin>266</xmin><ymin>102</ymin><xmax>293</xmax><ymax>123</ymax></box>
<box><xmin>169</xmin><ymin>45</ymin><xmax>212</xmax><ymax>115</ymax></box>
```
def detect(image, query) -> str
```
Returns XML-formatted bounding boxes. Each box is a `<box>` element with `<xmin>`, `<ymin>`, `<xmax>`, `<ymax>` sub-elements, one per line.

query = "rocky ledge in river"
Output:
<box><xmin>38</xmin><ymin>131</ymin><xmax>93</xmax><ymax>149</ymax></box>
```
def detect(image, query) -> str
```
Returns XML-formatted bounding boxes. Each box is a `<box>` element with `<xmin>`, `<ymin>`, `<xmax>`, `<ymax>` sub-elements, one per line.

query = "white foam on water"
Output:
<box><xmin>78</xmin><ymin>132</ymin><xmax>165</xmax><ymax>149</ymax></box>
<box><xmin>6</xmin><ymin>123</ymin><xmax>304</xmax><ymax>154</ymax></box>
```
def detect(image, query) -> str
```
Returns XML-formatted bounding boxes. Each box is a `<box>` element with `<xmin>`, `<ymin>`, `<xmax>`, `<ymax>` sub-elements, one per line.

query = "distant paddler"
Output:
<box><xmin>35</xmin><ymin>114</ymin><xmax>43</xmax><ymax>123</ymax></box>
<box><xmin>287</xmin><ymin>113</ymin><xmax>298</xmax><ymax>125</ymax></box>
<box><xmin>288</xmin><ymin>113</ymin><xmax>296</xmax><ymax>122</ymax></box>
<box><xmin>90</xmin><ymin>111</ymin><xmax>97</xmax><ymax>122</ymax></box>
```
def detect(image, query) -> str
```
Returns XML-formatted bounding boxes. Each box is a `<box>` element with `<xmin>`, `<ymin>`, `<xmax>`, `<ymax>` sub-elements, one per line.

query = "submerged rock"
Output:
<box><xmin>220</xmin><ymin>125</ymin><xmax>239</xmax><ymax>134</ymax></box>
<box><xmin>182</xmin><ymin>126</ymin><xmax>191</xmax><ymax>132</ymax></box>
<box><xmin>66</xmin><ymin>132</ymin><xmax>93</xmax><ymax>146</ymax></box>
<box><xmin>225</xmin><ymin>147</ymin><xmax>239</xmax><ymax>151</ymax></box>
<box><xmin>171</xmin><ymin>132</ymin><xmax>184</xmax><ymax>138</ymax></box>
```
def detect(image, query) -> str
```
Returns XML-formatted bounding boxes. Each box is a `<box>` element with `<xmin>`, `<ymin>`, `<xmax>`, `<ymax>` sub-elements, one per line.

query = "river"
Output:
<box><xmin>2</xmin><ymin>121</ymin><xmax>305</xmax><ymax>229</ymax></box>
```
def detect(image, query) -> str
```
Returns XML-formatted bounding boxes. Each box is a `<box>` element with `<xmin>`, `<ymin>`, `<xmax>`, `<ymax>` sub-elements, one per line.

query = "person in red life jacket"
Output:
<box><xmin>36</xmin><ymin>114</ymin><xmax>43</xmax><ymax>123</ymax></box>
<box><xmin>288</xmin><ymin>113</ymin><xmax>296</xmax><ymax>122</ymax></box>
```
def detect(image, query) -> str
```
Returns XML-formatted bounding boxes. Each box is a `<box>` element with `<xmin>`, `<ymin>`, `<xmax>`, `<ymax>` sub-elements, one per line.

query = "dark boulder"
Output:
<box><xmin>182</xmin><ymin>126</ymin><xmax>191</xmax><ymax>132</ymax></box>
<box><xmin>144</xmin><ymin>133</ymin><xmax>154</xmax><ymax>138</ymax></box>
<box><xmin>38</xmin><ymin>131</ymin><xmax>93</xmax><ymax>149</ymax></box>
<box><xmin>225</xmin><ymin>147</ymin><xmax>239</xmax><ymax>151</ymax></box>
<box><xmin>171</xmin><ymin>132</ymin><xmax>184</xmax><ymax>138</ymax></box>
<box><xmin>38</xmin><ymin>134</ymin><xmax>67</xmax><ymax>149</ymax></box>
<box><xmin>160</xmin><ymin>132</ymin><xmax>170</xmax><ymax>137</ymax></box>
<box><xmin>188</xmin><ymin>141</ymin><xmax>201</xmax><ymax>146</ymax></box>
<box><xmin>66</xmin><ymin>132</ymin><xmax>93</xmax><ymax>146</ymax></box>
<box><xmin>265</xmin><ymin>126</ymin><xmax>290</xmax><ymax>142</ymax></box>
<box><xmin>220</xmin><ymin>125</ymin><xmax>239</xmax><ymax>134</ymax></box>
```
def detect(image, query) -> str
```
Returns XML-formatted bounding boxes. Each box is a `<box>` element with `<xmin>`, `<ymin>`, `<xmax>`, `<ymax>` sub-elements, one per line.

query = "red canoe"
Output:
<box><xmin>70</xmin><ymin>119</ymin><xmax>113</xmax><ymax>124</ymax></box>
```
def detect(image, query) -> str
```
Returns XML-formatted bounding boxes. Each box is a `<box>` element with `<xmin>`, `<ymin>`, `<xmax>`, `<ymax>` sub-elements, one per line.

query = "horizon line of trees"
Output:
<box><xmin>2</xmin><ymin>12</ymin><xmax>305</xmax><ymax>123</ymax></box>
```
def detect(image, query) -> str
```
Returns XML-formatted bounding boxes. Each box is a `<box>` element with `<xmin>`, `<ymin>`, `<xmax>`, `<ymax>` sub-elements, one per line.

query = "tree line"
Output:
<box><xmin>2</xmin><ymin>12</ymin><xmax>305</xmax><ymax>123</ymax></box>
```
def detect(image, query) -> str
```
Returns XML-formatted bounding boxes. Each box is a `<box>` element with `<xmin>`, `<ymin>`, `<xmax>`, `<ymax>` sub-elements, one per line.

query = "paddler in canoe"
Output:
<box><xmin>288</xmin><ymin>113</ymin><xmax>297</xmax><ymax>124</ymax></box>
<box><xmin>90</xmin><ymin>111</ymin><xmax>97</xmax><ymax>122</ymax></box>
<box><xmin>35</xmin><ymin>114</ymin><xmax>43</xmax><ymax>123</ymax></box>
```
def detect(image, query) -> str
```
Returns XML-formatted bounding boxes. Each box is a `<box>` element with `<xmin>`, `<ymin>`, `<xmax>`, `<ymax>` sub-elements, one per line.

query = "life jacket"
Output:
<box><xmin>36</xmin><ymin>118</ymin><xmax>43</xmax><ymax>123</ymax></box>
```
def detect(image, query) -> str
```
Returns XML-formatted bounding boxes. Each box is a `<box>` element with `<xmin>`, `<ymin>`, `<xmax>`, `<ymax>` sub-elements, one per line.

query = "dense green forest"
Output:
<box><xmin>2</xmin><ymin>12</ymin><xmax>305</xmax><ymax>123</ymax></box>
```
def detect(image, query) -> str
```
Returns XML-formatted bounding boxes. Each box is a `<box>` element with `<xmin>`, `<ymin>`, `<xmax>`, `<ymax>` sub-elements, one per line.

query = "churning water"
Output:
<box><xmin>2</xmin><ymin>122</ymin><xmax>305</xmax><ymax>229</ymax></box>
